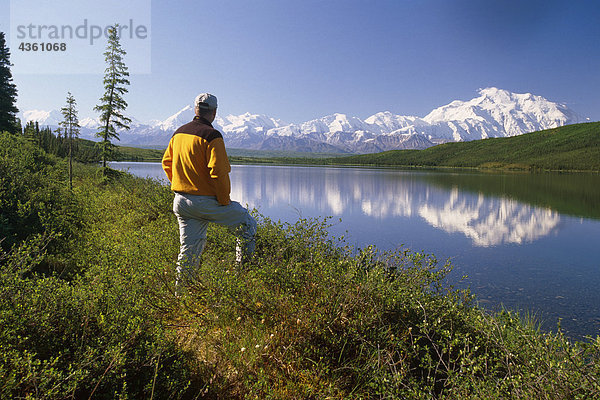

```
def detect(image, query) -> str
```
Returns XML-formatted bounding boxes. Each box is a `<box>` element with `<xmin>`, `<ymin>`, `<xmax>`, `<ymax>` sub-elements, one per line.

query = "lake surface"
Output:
<box><xmin>110</xmin><ymin>162</ymin><xmax>600</xmax><ymax>341</ymax></box>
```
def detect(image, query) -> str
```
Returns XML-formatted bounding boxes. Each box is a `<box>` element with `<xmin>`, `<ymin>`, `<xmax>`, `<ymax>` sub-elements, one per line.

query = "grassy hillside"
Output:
<box><xmin>324</xmin><ymin>122</ymin><xmax>600</xmax><ymax>171</ymax></box>
<box><xmin>73</xmin><ymin>137</ymin><xmax>165</xmax><ymax>162</ymax></box>
<box><xmin>113</xmin><ymin>144</ymin><xmax>165</xmax><ymax>162</ymax></box>
<box><xmin>3</xmin><ymin>131</ymin><xmax>600</xmax><ymax>398</ymax></box>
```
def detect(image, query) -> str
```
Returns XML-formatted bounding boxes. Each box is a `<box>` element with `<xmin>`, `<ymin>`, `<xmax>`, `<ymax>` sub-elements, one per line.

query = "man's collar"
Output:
<box><xmin>193</xmin><ymin>115</ymin><xmax>213</xmax><ymax>127</ymax></box>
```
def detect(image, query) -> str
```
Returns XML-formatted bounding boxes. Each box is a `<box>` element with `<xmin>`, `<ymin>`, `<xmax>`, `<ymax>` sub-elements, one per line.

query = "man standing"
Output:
<box><xmin>162</xmin><ymin>93</ymin><xmax>256</xmax><ymax>283</ymax></box>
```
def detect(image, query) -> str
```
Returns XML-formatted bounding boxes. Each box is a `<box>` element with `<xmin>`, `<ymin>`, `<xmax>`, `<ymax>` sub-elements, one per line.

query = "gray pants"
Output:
<box><xmin>173</xmin><ymin>192</ymin><xmax>257</xmax><ymax>280</ymax></box>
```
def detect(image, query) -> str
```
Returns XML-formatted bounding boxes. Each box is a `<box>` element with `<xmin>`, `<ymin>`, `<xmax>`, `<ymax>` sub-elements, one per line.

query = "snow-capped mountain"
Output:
<box><xmin>420</xmin><ymin>87</ymin><xmax>584</xmax><ymax>143</ymax></box>
<box><xmin>19</xmin><ymin>88</ymin><xmax>586</xmax><ymax>153</ymax></box>
<box><xmin>22</xmin><ymin>109</ymin><xmax>64</xmax><ymax>127</ymax></box>
<box><xmin>79</xmin><ymin>117</ymin><xmax>100</xmax><ymax>130</ymax></box>
<box><xmin>155</xmin><ymin>105</ymin><xmax>194</xmax><ymax>132</ymax></box>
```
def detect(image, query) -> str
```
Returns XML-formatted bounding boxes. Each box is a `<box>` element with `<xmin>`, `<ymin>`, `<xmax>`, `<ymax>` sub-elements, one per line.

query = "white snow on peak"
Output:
<box><xmin>22</xmin><ymin>109</ymin><xmax>63</xmax><ymax>126</ymax></box>
<box><xmin>79</xmin><ymin>117</ymin><xmax>100</xmax><ymax>129</ymax></box>
<box><xmin>155</xmin><ymin>105</ymin><xmax>194</xmax><ymax>132</ymax></box>
<box><xmin>298</xmin><ymin>113</ymin><xmax>368</xmax><ymax>136</ymax></box>
<box><xmin>423</xmin><ymin>87</ymin><xmax>584</xmax><ymax>139</ymax></box>
<box><xmin>365</xmin><ymin>111</ymin><xmax>425</xmax><ymax>134</ymax></box>
<box><xmin>18</xmin><ymin>87</ymin><xmax>586</xmax><ymax>152</ymax></box>
<box><xmin>216</xmin><ymin>112</ymin><xmax>283</xmax><ymax>133</ymax></box>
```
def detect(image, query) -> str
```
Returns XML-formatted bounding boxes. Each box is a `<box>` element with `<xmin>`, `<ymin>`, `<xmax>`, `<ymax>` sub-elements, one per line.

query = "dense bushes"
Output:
<box><xmin>0</xmin><ymin>133</ymin><xmax>76</xmax><ymax>252</ymax></box>
<box><xmin>176</xmin><ymin>217</ymin><xmax>600</xmax><ymax>399</ymax></box>
<box><xmin>1</xmin><ymin>134</ymin><xmax>599</xmax><ymax>398</ymax></box>
<box><xmin>0</xmin><ymin>133</ymin><xmax>197</xmax><ymax>398</ymax></box>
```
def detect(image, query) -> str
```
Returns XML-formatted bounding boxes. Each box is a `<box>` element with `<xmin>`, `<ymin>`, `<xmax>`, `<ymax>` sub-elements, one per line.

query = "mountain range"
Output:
<box><xmin>20</xmin><ymin>87</ymin><xmax>586</xmax><ymax>153</ymax></box>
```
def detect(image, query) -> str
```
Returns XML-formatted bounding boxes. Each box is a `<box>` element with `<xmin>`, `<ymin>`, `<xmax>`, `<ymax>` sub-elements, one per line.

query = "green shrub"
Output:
<box><xmin>0</xmin><ymin>234</ymin><xmax>197</xmax><ymax>398</ymax></box>
<box><xmin>0</xmin><ymin>132</ymin><xmax>81</xmax><ymax>275</ymax></box>
<box><xmin>166</xmin><ymin>214</ymin><xmax>599</xmax><ymax>399</ymax></box>
<box><xmin>1</xmin><ymin>141</ymin><xmax>598</xmax><ymax>398</ymax></box>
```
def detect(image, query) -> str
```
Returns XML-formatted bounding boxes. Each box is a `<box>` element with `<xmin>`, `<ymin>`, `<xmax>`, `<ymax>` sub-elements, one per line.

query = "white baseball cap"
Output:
<box><xmin>194</xmin><ymin>93</ymin><xmax>218</xmax><ymax>110</ymax></box>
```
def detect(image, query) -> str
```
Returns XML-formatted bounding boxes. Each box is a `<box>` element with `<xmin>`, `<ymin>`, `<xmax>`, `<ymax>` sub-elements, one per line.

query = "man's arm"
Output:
<box><xmin>206</xmin><ymin>137</ymin><xmax>231</xmax><ymax>205</ymax></box>
<box><xmin>161</xmin><ymin>139</ymin><xmax>174</xmax><ymax>182</ymax></box>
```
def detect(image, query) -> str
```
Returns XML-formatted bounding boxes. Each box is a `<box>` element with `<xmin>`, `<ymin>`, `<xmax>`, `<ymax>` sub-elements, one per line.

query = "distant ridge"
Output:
<box><xmin>322</xmin><ymin>122</ymin><xmax>600</xmax><ymax>172</ymax></box>
<box><xmin>20</xmin><ymin>88</ymin><xmax>587</xmax><ymax>154</ymax></box>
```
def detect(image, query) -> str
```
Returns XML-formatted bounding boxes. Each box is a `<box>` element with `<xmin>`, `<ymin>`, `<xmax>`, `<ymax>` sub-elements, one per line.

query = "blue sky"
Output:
<box><xmin>1</xmin><ymin>0</ymin><xmax>599</xmax><ymax>123</ymax></box>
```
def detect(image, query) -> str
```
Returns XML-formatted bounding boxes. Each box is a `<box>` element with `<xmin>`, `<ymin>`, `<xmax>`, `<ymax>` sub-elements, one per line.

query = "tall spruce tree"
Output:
<box><xmin>94</xmin><ymin>24</ymin><xmax>131</xmax><ymax>168</ymax></box>
<box><xmin>59</xmin><ymin>92</ymin><xmax>80</xmax><ymax>189</ymax></box>
<box><xmin>0</xmin><ymin>32</ymin><xmax>19</xmax><ymax>134</ymax></box>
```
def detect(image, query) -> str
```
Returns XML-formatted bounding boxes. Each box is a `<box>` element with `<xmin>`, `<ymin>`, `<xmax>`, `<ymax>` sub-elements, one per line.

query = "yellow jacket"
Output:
<box><xmin>162</xmin><ymin>116</ymin><xmax>231</xmax><ymax>205</ymax></box>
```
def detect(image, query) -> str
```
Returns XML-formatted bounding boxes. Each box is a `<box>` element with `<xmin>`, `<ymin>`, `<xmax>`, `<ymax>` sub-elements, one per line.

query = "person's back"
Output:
<box><xmin>162</xmin><ymin>93</ymin><xmax>256</xmax><ymax>285</ymax></box>
<box><xmin>163</xmin><ymin>115</ymin><xmax>231</xmax><ymax>205</ymax></box>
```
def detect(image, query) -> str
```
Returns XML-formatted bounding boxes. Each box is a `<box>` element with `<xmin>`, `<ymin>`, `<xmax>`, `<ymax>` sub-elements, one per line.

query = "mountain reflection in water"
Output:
<box><xmin>418</xmin><ymin>189</ymin><xmax>560</xmax><ymax>247</ymax></box>
<box><xmin>231</xmin><ymin>166</ymin><xmax>562</xmax><ymax>247</ymax></box>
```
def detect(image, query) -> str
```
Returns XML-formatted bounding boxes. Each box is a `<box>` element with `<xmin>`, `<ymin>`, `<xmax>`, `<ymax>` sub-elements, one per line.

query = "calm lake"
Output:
<box><xmin>110</xmin><ymin>161</ymin><xmax>600</xmax><ymax>341</ymax></box>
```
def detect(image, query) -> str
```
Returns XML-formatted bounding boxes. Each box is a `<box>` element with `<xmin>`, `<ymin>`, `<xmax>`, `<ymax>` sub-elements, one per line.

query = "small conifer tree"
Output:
<box><xmin>59</xmin><ymin>92</ymin><xmax>80</xmax><ymax>189</ymax></box>
<box><xmin>94</xmin><ymin>24</ymin><xmax>131</xmax><ymax>168</ymax></box>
